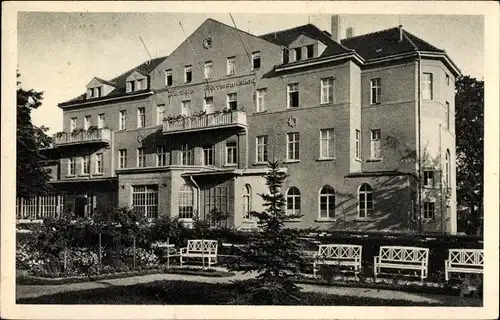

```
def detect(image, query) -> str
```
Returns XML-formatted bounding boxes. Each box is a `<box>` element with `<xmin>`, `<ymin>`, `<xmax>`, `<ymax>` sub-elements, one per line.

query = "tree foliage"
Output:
<box><xmin>229</xmin><ymin>160</ymin><xmax>310</xmax><ymax>304</ymax></box>
<box><xmin>455</xmin><ymin>75</ymin><xmax>484</xmax><ymax>235</ymax></box>
<box><xmin>17</xmin><ymin>72</ymin><xmax>53</xmax><ymax>198</ymax></box>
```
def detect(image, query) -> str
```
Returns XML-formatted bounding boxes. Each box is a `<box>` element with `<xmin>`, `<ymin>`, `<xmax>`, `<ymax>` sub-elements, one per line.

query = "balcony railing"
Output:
<box><xmin>54</xmin><ymin>128</ymin><xmax>111</xmax><ymax>146</ymax></box>
<box><xmin>163</xmin><ymin>110</ymin><xmax>247</xmax><ymax>134</ymax></box>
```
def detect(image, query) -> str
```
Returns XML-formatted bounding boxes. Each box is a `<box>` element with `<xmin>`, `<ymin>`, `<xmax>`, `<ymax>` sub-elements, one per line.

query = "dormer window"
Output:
<box><xmin>126</xmin><ymin>78</ymin><xmax>147</xmax><ymax>93</ymax></box>
<box><xmin>126</xmin><ymin>81</ymin><xmax>135</xmax><ymax>93</ymax></box>
<box><xmin>294</xmin><ymin>48</ymin><xmax>302</xmax><ymax>61</ymax></box>
<box><xmin>282</xmin><ymin>48</ymin><xmax>289</xmax><ymax>64</ymax></box>
<box><xmin>137</xmin><ymin>79</ymin><xmax>146</xmax><ymax>90</ymax></box>
<box><xmin>87</xmin><ymin>87</ymin><xmax>102</xmax><ymax>99</ymax></box>
<box><xmin>307</xmin><ymin>45</ymin><xmax>314</xmax><ymax>58</ymax></box>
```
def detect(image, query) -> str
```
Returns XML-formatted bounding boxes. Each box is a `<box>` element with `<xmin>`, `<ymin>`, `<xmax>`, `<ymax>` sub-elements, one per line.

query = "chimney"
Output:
<box><xmin>398</xmin><ymin>25</ymin><xmax>403</xmax><ymax>42</ymax></box>
<box><xmin>330</xmin><ymin>15</ymin><xmax>341</xmax><ymax>42</ymax></box>
<box><xmin>346</xmin><ymin>27</ymin><xmax>355</xmax><ymax>38</ymax></box>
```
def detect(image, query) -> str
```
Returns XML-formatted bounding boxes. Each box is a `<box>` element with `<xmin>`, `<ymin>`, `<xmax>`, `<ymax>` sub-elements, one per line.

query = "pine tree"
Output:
<box><xmin>229</xmin><ymin>160</ymin><xmax>309</xmax><ymax>305</ymax></box>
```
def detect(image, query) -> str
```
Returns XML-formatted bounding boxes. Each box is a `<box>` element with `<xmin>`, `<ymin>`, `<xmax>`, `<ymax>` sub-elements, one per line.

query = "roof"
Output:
<box><xmin>341</xmin><ymin>26</ymin><xmax>444</xmax><ymax>61</ymax></box>
<box><xmin>59</xmin><ymin>56</ymin><xmax>167</xmax><ymax>107</ymax></box>
<box><xmin>259</xmin><ymin>23</ymin><xmax>352</xmax><ymax>57</ymax></box>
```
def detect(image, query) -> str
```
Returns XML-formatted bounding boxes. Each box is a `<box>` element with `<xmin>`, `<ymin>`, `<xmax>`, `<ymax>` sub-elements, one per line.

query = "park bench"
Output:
<box><xmin>445</xmin><ymin>249</ymin><xmax>483</xmax><ymax>281</ymax></box>
<box><xmin>180</xmin><ymin>239</ymin><xmax>218</xmax><ymax>267</ymax></box>
<box><xmin>374</xmin><ymin>246</ymin><xmax>429</xmax><ymax>281</ymax></box>
<box><xmin>313</xmin><ymin>244</ymin><xmax>363</xmax><ymax>276</ymax></box>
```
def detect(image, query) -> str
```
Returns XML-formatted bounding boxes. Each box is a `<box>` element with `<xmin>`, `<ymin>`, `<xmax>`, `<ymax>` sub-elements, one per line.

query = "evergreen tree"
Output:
<box><xmin>17</xmin><ymin>72</ymin><xmax>53</xmax><ymax>198</ymax></box>
<box><xmin>229</xmin><ymin>160</ymin><xmax>309</xmax><ymax>304</ymax></box>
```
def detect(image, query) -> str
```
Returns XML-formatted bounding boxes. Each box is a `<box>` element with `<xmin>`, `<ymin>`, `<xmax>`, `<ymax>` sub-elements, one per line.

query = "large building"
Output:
<box><xmin>17</xmin><ymin>16</ymin><xmax>460</xmax><ymax>234</ymax></box>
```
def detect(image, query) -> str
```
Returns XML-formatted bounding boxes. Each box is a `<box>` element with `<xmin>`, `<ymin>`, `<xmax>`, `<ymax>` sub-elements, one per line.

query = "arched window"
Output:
<box><xmin>243</xmin><ymin>184</ymin><xmax>252</xmax><ymax>219</ymax></box>
<box><xmin>445</xmin><ymin>149</ymin><xmax>451</xmax><ymax>187</ymax></box>
<box><xmin>319</xmin><ymin>185</ymin><xmax>335</xmax><ymax>219</ymax></box>
<box><xmin>286</xmin><ymin>187</ymin><xmax>301</xmax><ymax>216</ymax></box>
<box><xmin>358</xmin><ymin>183</ymin><xmax>374</xmax><ymax>218</ymax></box>
<box><xmin>178</xmin><ymin>184</ymin><xmax>194</xmax><ymax>219</ymax></box>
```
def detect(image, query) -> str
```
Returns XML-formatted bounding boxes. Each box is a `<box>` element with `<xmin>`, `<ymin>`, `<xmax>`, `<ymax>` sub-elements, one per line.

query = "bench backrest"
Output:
<box><xmin>318</xmin><ymin>244</ymin><xmax>362</xmax><ymax>260</ymax></box>
<box><xmin>448</xmin><ymin>249</ymin><xmax>483</xmax><ymax>267</ymax></box>
<box><xmin>186</xmin><ymin>239</ymin><xmax>218</xmax><ymax>254</ymax></box>
<box><xmin>379</xmin><ymin>246</ymin><xmax>429</xmax><ymax>264</ymax></box>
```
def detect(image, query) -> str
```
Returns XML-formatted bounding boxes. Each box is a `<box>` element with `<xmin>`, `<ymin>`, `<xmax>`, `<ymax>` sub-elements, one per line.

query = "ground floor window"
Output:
<box><xmin>358</xmin><ymin>183</ymin><xmax>374</xmax><ymax>218</ymax></box>
<box><xmin>243</xmin><ymin>184</ymin><xmax>251</xmax><ymax>219</ymax></box>
<box><xmin>319</xmin><ymin>185</ymin><xmax>335</xmax><ymax>219</ymax></box>
<box><xmin>286</xmin><ymin>187</ymin><xmax>301</xmax><ymax>216</ymax></box>
<box><xmin>17</xmin><ymin>195</ymin><xmax>64</xmax><ymax>219</ymax></box>
<box><xmin>203</xmin><ymin>186</ymin><xmax>228</xmax><ymax>218</ymax></box>
<box><xmin>423</xmin><ymin>202</ymin><xmax>435</xmax><ymax>220</ymax></box>
<box><xmin>179</xmin><ymin>184</ymin><xmax>194</xmax><ymax>219</ymax></box>
<box><xmin>132</xmin><ymin>185</ymin><xmax>158</xmax><ymax>219</ymax></box>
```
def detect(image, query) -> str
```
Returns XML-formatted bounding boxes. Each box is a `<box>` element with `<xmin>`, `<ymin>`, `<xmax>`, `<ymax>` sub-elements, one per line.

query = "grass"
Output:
<box><xmin>16</xmin><ymin>280</ymin><xmax>481</xmax><ymax>306</ymax></box>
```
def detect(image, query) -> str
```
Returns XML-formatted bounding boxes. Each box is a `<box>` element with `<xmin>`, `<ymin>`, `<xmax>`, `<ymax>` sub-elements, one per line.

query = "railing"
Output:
<box><xmin>54</xmin><ymin>128</ymin><xmax>111</xmax><ymax>145</ymax></box>
<box><xmin>163</xmin><ymin>110</ymin><xmax>247</xmax><ymax>133</ymax></box>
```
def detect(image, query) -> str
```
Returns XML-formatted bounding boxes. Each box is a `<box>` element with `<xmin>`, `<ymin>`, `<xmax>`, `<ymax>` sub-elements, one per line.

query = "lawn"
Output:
<box><xmin>16</xmin><ymin>280</ymin><xmax>480</xmax><ymax>306</ymax></box>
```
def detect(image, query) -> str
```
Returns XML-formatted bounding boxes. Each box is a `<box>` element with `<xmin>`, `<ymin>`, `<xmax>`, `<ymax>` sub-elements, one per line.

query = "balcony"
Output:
<box><xmin>53</xmin><ymin>128</ymin><xmax>111</xmax><ymax>147</ymax></box>
<box><xmin>163</xmin><ymin>110</ymin><xmax>247</xmax><ymax>134</ymax></box>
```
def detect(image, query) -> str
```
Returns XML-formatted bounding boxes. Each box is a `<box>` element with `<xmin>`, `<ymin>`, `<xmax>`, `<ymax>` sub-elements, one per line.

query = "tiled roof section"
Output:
<box><xmin>259</xmin><ymin>23</ymin><xmax>351</xmax><ymax>57</ymax></box>
<box><xmin>341</xmin><ymin>27</ymin><xmax>444</xmax><ymax>61</ymax></box>
<box><xmin>59</xmin><ymin>56</ymin><xmax>167</xmax><ymax>106</ymax></box>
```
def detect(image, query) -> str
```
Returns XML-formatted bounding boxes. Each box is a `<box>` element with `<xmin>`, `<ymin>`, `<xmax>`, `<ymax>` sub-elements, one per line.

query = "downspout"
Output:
<box><xmin>439</xmin><ymin>124</ymin><xmax>444</xmax><ymax>233</ymax></box>
<box><xmin>417</xmin><ymin>52</ymin><xmax>422</xmax><ymax>233</ymax></box>
<box><xmin>189</xmin><ymin>175</ymin><xmax>201</xmax><ymax>220</ymax></box>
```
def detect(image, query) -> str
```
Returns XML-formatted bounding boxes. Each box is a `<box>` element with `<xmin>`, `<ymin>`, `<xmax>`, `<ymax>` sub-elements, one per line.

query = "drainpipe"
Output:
<box><xmin>417</xmin><ymin>52</ymin><xmax>422</xmax><ymax>233</ymax></box>
<box><xmin>189</xmin><ymin>174</ymin><xmax>201</xmax><ymax>219</ymax></box>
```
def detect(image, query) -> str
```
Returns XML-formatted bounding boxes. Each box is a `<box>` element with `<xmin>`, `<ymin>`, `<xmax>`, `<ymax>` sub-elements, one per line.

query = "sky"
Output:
<box><xmin>17</xmin><ymin>12</ymin><xmax>484</xmax><ymax>134</ymax></box>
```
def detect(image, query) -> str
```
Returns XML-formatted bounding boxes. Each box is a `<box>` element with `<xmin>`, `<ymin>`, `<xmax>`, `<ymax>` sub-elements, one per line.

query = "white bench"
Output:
<box><xmin>374</xmin><ymin>246</ymin><xmax>429</xmax><ymax>281</ymax></box>
<box><xmin>180</xmin><ymin>239</ymin><xmax>218</xmax><ymax>267</ymax></box>
<box><xmin>313</xmin><ymin>244</ymin><xmax>363</xmax><ymax>276</ymax></box>
<box><xmin>445</xmin><ymin>249</ymin><xmax>483</xmax><ymax>281</ymax></box>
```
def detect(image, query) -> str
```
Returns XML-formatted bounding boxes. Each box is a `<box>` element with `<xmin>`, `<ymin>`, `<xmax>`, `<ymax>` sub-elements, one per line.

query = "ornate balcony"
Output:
<box><xmin>53</xmin><ymin>128</ymin><xmax>112</xmax><ymax>147</ymax></box>
<box><xmin>162</xmin><ymin>110</ymin><xmax>247</xmax><ymax>134</ymax></box>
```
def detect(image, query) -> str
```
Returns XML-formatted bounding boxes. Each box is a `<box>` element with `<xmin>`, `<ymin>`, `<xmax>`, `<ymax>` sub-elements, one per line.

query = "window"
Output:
<box><xmin>370</xmin><ymin>129</ymin><xmax>381</xmax><ymax>159</ymax></box>
<box><xmin>227</xmin><ymin>93</ymin><xmax>237</xmax><ymax>110</ymax></box>
<box><xmin>95</xmin><ymin>153</ymin><xmax>103</xmax><ymax>174</ymax></box>
<box><xmin>423</xmin><ymin>170</ymin><xmax>434</xmax><ymax>187</ymax></box>
<box><xmin>256</xmin><ymin>88</ymin><xmax>267</xmax><ymax>112</ymax></box>
<box><xmin>156</xmin><ymin>146</ymin><xmax>167</xmax><ymax>166</ymax></box>
<box><xmin>306</xmin><ymin>44</ymin><xmax>314</xmax><ymax>58</ymax></box>
<box><xmin>156</xmin><ymin>104</ymin><xmax>165</xmax><ymax>126</ymax></box>
<box><xmin>84</xmin><ymin>115</ymin><xmax>91</xmax><ymax>130</ymax></box>
<box><xmin>226</xmin><ymin>141</ymin><xmax>237</xmax><ymax>165</ymax></box>
<box><xmin>320</xmin><ymin>128</ymin><xmax>335</xmax><ymax>159</ymax></box>
<box><xmin>126</xmin><ymin>81</ymin><xmax>134</xmax><ymax>93</ymax></box>
<box><xmin>445</xmin><ymin>149</ymin><xmax>451</xmax><ymax>187</ymax></box>
<box><xmin>256</xmin><ymin>135</ymin><xmax>268</xmax><ymax>163</ymax></box>
<box><xmin>178</xmin><ymin>185</ymin><xmax>194</xmax><ymax>219</ymax></box>
<box><xmin>203</xmin><ymin>145</ymin><xmax>214</xmax><ymax>166</ymax></box>
<box><xmin>320</xmin><ymin>77</ymin><xmax>334</xmax><ymax>104</ymax></box>
<box><xmin>287</xmin><ymin>83</ymin><xmax>299</xmax><ymax>108</ymax></box>
<box><xmin>243</xmin><ymin>184</ymin><xmax>252</xmax><ymax>219</ymax></box>
<box><xmin>358</xmin><ymin>184</ymin><xmax>374</xmax><ymax>218</ymax></box>
<box><xmin>355</xmin><ymin>130</ymin><xmax>361</xmax><ymax>160</ymax></box>
<box><xmin>137</xmin><ymin>107</ymin><xmax>145</xmax><ymax>128</ymax></box>
<box><xmin>227</xmin><ymin>56</ymin><xmax>235</xmax><ymax>75</ymax></box>
<box><xmin>282</xmin><ymin>48</ymin><xmax>289</xmax><ymax>64</ymax></box>
<box><xmin>294</xmin><ymin>47</ymin><xmax>302</xmax><ymax>61</ymax></box>
<box><xmin>370</xmin><ymin>78</ymin><xmax>381</xmax><ymax>104</ymax></box>
<box><xmin>88</xmin><ymin>87</ymin><xmax>101</xmax><ymax>98</ymax></box>
<box><xmin>203</xmin><ymin>186</ymin><xmax>228</xmax><ymax>218</ymax></box>
<box><xmin>252</xmin><ymin>51</ymin><xmax>261</xmax><ymax>70</ymax></box>
<box><xmin>136</xmin><ymin>78</ymin><xmax>146</xmax><ymax>90</ymax></box>
<box><xmin>181</xmin><ymin>100</ymin><xmax>191</xmax><ymax>116</ymax></box>
<box><xmin>68</xmin><ymin>157</ymin><xmax>76</xmax><ymax>176</ymax></box>
<box><xmin>132</xmin><ymin>185</ymin><xmax>158</xmax><ymax>219</ymax></box>
<box><xmin>118</xmin><ymin>149</ymin><xmax>127</xmax><ymax>169</ymax></box>
<box><xmin>70</xmin><ymin>117</ymin><xmax>77</xmax><ymax>131</ymax></box>
<box><xmin>204</xmin><ymin>61</ymin><xmax>213</xmax><ymax>79</ymax></box>
<box><xmin>422</xmin><ymin>73</ymin><xmax>433</xmax><ymax>100</ymax></box>
<box><xmin>165</xmin><ymin>69</ymin><xmax>173</xmax><ymax>86</ymax></box>
<box><xmin>446</xmin><ymin>101</ymin><xmax>450</xmax><ymax>130</ymax></box>
<box><xmin>286</xmin><ymin>187</ymin><xmax>301</xmax><ymax>216</ymax></box>
<box><xmin>81</xmin><ymin>156</ymin><xmax>90</xmax><ymax>175</ymax></box>
<box><xmin>97</xmin><ymin>113</ymin><xmax>105</xmax><ymax>129</ymax></box>
<box><xmin>287</xmin><ymin>132</ymin><xmax>300</xmax><ymax>161</ymax></box>
<box><xmin>184</xmin><ymin>65</ymin><xmax>192</xmax><ymax>83</ymax></box>
<box><xmin>181</xmin><ymin>144</ymin><xmax>194</xmax><ymax>166</ymax></box>
<box><xmin>204</xmin><ymin>97</ymin><xmax>214</xmax><ymax>114</ymax></box>
<box><xmin>446</xmin><ymin>73</ymin><xmax>450</xmax><ymax>86</ymax></box>
<box><xmin>137</xmin><ymin>148</ymin><xmax>145</xmax><ymax>168</ymax></box>
<box><xmin>319</xmin><ymin>186</ymin><xmax>335</xmax><ymax>219</ymax></box>
<box><xmin>119</xmin><ymin>110</ymin><xmax>127</xmax><ymax>130</ymax></box>
<box><xmin>423</xmin><ymin>202</ymin><xmax>435</xmax><ymax>220</ymax></box>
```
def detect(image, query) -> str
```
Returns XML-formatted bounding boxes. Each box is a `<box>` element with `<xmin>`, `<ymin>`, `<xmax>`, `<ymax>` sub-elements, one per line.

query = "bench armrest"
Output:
<box><xmin>180</xmin><ymin>247</ymin><xmax>187</xmax><ymax>255</ymax></box>
<box><xmin>374</xmin><ymin>256</ymin><xmax>380</xmax><ymax>264</ymax></box>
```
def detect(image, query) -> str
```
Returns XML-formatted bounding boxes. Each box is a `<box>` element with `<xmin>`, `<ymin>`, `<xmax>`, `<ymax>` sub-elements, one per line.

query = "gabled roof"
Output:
<box><xmin>93</xmin><ymin>77</ymin><xmax>116</xmax><ymax>87</ymax></box>
<box><xmin>341</xmin><ymin>26</ymin><xmax>444</xmax><ymax>61</ymax></box>
<box><xmin>259</xmin><ymin>23</ymin><xmax>352</xmax><ymax>57</ymax></box>
<box><xmin>59</xmin><ymin>56</ymin><xmax>167</xmax><ymax>107</ymax></box>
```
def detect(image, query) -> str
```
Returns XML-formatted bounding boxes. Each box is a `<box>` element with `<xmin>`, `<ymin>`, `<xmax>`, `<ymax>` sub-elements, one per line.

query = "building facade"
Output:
<box><xmin>17</xmin><ymin>16</ymin><xmax>460</xmax><ymax>234</ymax></box>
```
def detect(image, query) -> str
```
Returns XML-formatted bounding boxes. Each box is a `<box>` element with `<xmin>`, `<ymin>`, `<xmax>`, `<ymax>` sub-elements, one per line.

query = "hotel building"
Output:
<box><xmin>17</xmin><ymin>16</ymin><xmax>460</xmax><ymax>233</ymax></box>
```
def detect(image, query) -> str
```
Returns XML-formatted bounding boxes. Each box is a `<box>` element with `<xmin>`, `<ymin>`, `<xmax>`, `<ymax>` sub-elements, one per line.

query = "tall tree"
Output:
<box><xmin>17</xmin><ymin>72</ymin><xmax>53</xmax><ymax>198</ymax></box>
<box><xmin>455</xmin><ymin>75</ymin><xmax>484</xmax><ymax>235</ymax></box>
<box><xmin>229</xmin><ymin>160</ymin><xmax>310</xmax><ymax>304</ymax></box>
